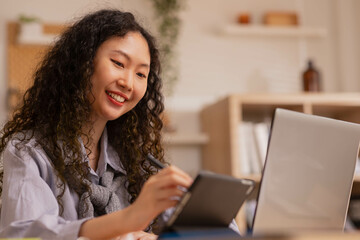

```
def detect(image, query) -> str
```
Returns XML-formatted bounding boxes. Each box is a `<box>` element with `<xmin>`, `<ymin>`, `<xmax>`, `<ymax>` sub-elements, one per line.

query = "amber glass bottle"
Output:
<box><xmin>302</xmin><ymin>60</ymin><xmax>321</xmax><ymax>92</ymax></box>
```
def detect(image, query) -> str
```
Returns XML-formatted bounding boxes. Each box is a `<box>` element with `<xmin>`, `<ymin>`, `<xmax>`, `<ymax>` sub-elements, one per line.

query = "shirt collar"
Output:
<box><xmin>97</xmin><ymin>127</ymin><xmax>127</xmax><ymax>176</ymax></box>
<box><xmin>78</xmin><ymin>127</ymin><xmax>127</xmax><ymax>178</ymax></box>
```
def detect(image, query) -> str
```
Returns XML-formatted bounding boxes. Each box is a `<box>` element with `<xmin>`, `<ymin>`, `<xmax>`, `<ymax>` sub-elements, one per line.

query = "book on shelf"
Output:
<box><xmin>238</xmin><ymin>122</ymin><xmax>270</xmax><ymax>175</ymax></box>
<box><xmin>245</xmin><ymin>199</ymin><xmax>257</xmax><ymax>231</ymax></box>
<box><xmin>252</xmin><ymin>122</ymin><xmax>270</xmax><ymax>167</ymax></box>
<box><xmin>355</xmin><ymin>158</ymin><xmax>360</xmax><ymax>176</ymax></box>
<box><xmin>238</xmin><ymin>123</ymin><xmax>251</xmax><ymax>175</ymax></box>
<box><xmin>239</xmin><ymin>122</ymin><xmax>261</xmax><ymax>174</ymax></box>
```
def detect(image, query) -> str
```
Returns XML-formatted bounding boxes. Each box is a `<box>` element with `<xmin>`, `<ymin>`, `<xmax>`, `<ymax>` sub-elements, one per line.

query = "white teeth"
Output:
<box><xmin>107</xmin><ymin>92</ymin><xmax>125</xmax><ymax>103</ymax></box>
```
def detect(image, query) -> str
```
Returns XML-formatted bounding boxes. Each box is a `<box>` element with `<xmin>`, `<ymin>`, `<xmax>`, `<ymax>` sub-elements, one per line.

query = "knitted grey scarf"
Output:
<box><xmin>78</xmin><ymin>167</ymin><xmax>124</xmax><ymax>218</ymax></box>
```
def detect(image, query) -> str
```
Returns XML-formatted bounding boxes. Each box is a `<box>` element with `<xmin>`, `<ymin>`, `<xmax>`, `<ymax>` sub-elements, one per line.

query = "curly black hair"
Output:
<box><xmin>0</xmin><ymin>9</ymin><xmax>165</xmax><ymax>226</ymax></box>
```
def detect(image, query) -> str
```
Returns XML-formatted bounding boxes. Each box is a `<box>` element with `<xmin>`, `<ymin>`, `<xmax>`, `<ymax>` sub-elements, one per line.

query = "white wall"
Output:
<box><xmin>334</xmin><ymin>0</ymin><xmax>360</xmax><ymax>91</ymax></box>
<box><xmin>167</xmin><ymin>0</ymin><xmax>360</xmax><ymax>111</ymax></box>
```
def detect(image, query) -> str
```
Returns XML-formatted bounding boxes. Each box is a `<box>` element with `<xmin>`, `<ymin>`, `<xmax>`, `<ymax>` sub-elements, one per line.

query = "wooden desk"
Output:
<box><xmin>159</xmin><ymin>230</ymin><xmax>360</xmax><ymax>239</ymax></box>
<box><xmin>245</xmin><ymin>232</ymin><xmax>360</xmax><ymax>240</ymax></box>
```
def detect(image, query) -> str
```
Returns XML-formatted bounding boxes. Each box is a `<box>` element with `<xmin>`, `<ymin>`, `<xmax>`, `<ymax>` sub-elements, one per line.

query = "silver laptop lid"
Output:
<box><xmin>252</xmin><ymin>108</ymin><xmax>360</xmax><ymax>235</ymax></box>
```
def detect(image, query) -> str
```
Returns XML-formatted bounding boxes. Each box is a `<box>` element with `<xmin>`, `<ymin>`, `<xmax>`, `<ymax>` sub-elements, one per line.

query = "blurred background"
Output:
<box><xmin>1</xmin><ymin>0</ymin><xmax>360</xmax><ymax>233</ymax></box>
<box><xmin>1</xmin><ymin>0</ymin><xmax>359</xmax><ymax>173</ymax></box>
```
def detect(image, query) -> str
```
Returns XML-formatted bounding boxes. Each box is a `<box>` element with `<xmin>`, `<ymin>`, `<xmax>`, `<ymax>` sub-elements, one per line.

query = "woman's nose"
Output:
<box><xmin>117</xmin><ymin>71</ymin><xmax>133</xmax><ymax>91</ymax></box>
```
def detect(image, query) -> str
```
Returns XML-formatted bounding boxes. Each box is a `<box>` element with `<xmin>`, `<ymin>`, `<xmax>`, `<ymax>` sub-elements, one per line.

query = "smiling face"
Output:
<box><xmin>89</xmin><ymin>32</ymin><xmax>150</xmax><ymax>125</ymax></box>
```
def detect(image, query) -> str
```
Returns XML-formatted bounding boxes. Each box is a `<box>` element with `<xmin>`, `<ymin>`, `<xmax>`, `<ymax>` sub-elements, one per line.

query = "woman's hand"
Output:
<box><xmin>114</xmin><ymin>231</ymin><xmax>157</xmax><ymax>240</ymax></box>
<box><xmin>79</xmin><ymin>166</ymin><xmax>192</xmax><ymax>239</ymax></box>
<box><xmin>127</xmin><ymin>166</ymin><xmax>193</xmax><ymax>231</ymax></box>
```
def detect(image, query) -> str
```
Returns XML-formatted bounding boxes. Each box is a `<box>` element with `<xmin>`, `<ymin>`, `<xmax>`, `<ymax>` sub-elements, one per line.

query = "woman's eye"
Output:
<box><xmin>137</xmin><ymin>73</ymin><xmax>147</xmax><ymax>79</ymax></box>
<box><xmin>110</xmin><ymin>59</ymin><xmax>124</xmax><ymax>68</ymax></box>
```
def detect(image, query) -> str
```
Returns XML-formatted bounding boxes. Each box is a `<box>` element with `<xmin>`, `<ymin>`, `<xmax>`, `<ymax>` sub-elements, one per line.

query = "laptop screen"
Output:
<box><xmin>252</xmin><ymin>108</ymin><xmax>360</xmax><ymax>235</ymax></box>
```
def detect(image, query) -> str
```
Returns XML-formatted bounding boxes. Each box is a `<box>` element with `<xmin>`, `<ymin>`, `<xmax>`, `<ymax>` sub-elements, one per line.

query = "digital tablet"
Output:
<box><xmin>163</xmin><ymin>170</ymin><xmax>255</xmax><ymax>231</ymax></box>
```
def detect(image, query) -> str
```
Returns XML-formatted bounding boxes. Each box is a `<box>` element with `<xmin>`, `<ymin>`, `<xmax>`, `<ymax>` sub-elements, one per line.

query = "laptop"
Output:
<box><xmin>252</xmin><ymin>108</ymin><xmax>360</xmax><ymax>235</ymax></box>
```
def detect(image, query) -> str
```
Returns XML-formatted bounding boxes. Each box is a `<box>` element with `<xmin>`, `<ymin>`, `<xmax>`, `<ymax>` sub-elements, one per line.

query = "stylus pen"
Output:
<box><xmin>147</xmin><ymin>153</ymin><xmax>165</xmax><ymax>169</ymax></box>
<box><xmin>148</xmin><ymin>154</ymin><xmax>189</xmax><ymax>193</ymax></box>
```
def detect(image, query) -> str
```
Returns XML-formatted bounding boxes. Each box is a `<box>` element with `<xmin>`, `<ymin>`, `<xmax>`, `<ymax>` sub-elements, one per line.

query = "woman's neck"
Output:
<box><xmin>82</xmin><ymin>118</ymin><xmax>107</xmax><ymax>172</ymax></box>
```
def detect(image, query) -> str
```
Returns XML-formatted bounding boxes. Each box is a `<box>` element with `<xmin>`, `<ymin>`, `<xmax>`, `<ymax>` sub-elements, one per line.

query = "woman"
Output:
<box><xmin>0</xmin><ymin>9</ymin><xmax>192</xmax><ymax>240</ymax></box>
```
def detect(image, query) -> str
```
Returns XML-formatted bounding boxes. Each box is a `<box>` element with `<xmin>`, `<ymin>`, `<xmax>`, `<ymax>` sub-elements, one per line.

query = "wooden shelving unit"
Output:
<box><xmin>6</xmin><ymin>22</ymin><xmax>65</xmax><ymax>114</ymax></box>
<box><xmin>222</xmin><ymin>25</ymin><xmax>327</xmax><ymax>38</ymax></box>
<box><xmin>200</xmin><ymin>93</ymin><xmax>360</xmax><ymax>232</ymax></box>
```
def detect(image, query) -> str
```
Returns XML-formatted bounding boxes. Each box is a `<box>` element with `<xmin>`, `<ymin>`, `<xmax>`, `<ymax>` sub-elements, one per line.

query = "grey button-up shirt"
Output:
<box><xmin>0</xmin><ymin>129</ymin><xmax>240</xmax><ymax>239</ymax></box>
<box><xmin>0</xmin><ymin>128</ymin><xmax>130</xmax><ymax>240</ymax></box>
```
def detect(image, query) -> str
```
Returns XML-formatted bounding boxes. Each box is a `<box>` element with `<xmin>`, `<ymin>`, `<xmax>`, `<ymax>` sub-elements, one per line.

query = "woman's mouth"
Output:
<box><xmin>106</xmin><ymin>90</ymin><xmax>126</xmax><ymax>104</ymax></box>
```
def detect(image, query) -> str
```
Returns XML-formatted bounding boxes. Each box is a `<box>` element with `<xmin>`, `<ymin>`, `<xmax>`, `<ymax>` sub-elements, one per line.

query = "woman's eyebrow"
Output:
<box><xmin>111</xmin><ymin>49</ymin><xmax>150</xmax><ymax>68</ymax></box>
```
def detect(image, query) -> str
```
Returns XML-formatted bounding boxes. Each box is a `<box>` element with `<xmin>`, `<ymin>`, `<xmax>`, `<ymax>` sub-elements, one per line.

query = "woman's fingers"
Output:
<box><xmin>158</xmin><ymin>166</ymin><xmax>193</xmax><ymax>183</ymax></box>
<box><xmin>156</xmin><ymin>174</ymin><xmax>192</xmax><ymax>189</ymax></box>
<box><xmin>130</xmin><ymin>165</ymin><xmax>194</xmax><ymax>227</ymax></box>
<box><xmin>131</xmin><ymin>231</ymin><xmax>158</xmax><ymax>240</ymax></box>
<box><xmin>156</xmin><ymin>186</ymin><xmax>185</xmax><ymax>201</ymax></box>
<box><xmin>142</xmin><ymin>166</ymin><xmax>193</xmax><ymax>204</ymax></box>
<box><xmin>117</xmin><ymin>231</ymin><xmax>157</xmax><ymax>240</ymax></box>
<box><xmin>149</xmin><ymin>166</ymin><xmax>193</xmax><ymax>189</ymax></box>
<box><xmin>158</xmin><ymin>199</ymin><xmax>179</xmax><ymax>209</ymax></box>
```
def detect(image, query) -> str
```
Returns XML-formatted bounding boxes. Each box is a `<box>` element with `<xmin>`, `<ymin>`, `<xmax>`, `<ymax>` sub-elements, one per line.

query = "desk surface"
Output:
<box><xmin>159</xmin><ymin>230</ymin><xmax>360</xmax><ymax>240</ymax></box>
<box><xmin>246</xmin><ymin>232</ymin><xmax>360</xmax><ymax>240</ymax></box>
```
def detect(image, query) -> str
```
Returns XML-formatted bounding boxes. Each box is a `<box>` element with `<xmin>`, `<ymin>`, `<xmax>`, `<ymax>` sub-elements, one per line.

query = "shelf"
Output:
<box><xmin>17</xmin><ymin>34</ymin><xmax>58</xmax><ymax>45</ymax></box>
<box><xmin>7</xmin><ymin>22</ymin><xmax>65</xmax><ymax>112</ymax></box>
<box><xmin>163</xmin><ymin>133</ymin><xmax>209</xmax><ymax>146</ymax></box>
<box><xmin>201</xmin><ymin>93</ymin><xmax>360</xmax><ymax>233</ymax></box>
<box><xmin>354</xmin><ymin>175</ymin><xmax>360</xmax><ymax>182</ymax></box>
<box><xmin>222</xmin><ymin>24</ymin><xmax>327</xmax><ymax>38</ymax></box>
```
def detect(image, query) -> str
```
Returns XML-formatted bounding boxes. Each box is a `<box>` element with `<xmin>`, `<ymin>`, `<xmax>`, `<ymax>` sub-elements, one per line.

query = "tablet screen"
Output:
<box><xmin>165</xmin><ymin>170</ymin><xmax>255</xmax><ymax>229</ymax></box>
